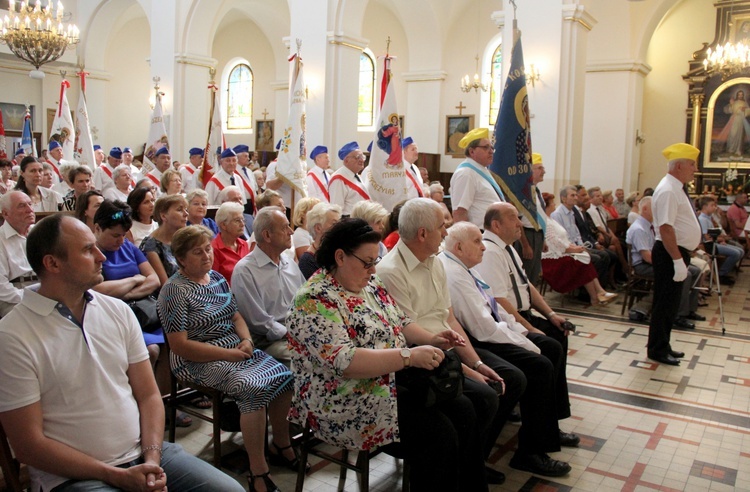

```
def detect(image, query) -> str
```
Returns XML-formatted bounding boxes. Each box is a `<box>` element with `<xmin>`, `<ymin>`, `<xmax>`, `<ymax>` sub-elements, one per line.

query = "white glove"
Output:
<box><xmin>672</xmin><ymin>258</ymin><xmax>688</xmax><ymax>282</ymax></box>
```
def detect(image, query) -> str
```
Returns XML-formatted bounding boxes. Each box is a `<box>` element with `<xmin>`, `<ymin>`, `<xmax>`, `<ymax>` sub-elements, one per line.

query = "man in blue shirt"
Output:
<box><xmin>697</xmin><ymin>195</ymin><xmax>743</xmax><ymax>285</ymax></box>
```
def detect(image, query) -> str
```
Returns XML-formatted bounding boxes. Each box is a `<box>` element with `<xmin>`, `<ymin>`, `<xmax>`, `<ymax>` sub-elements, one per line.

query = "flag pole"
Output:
<box><xmin>199</xmin><ymin>67</ymin><xmax>217</xmax><ymax>186</ymax></box>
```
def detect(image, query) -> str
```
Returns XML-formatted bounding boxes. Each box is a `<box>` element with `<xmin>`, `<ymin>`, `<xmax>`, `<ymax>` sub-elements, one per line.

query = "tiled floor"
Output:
<box><xmin>170</xmin><ymin>270</ymin><xmax>750</xmax><ymax>491</ymax></box>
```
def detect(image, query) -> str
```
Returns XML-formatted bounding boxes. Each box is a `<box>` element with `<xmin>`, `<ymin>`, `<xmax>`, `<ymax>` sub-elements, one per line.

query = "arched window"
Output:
<box><xmin>488</xmin><ymin>43</ymin><xmax>503</xmax><ymax>126</ymax></box>
<box><xmin>358</xmin><ymin>51</ymin><xmax>375</xmax><ymax>127</ymax></box>
<box><xmin>227</xmin><ymin>63</ymin><xmax>253</xmax><ymax>130</ymax></box>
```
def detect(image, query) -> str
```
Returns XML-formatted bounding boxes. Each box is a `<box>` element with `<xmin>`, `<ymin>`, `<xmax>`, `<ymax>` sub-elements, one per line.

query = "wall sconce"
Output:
<box><xmin>525</xmin><ymin>64</ymin><xmax>540</xmax><ymax>87</ymax></box>
<box><xmin>635</xmin><ymin>129</ymin><xmax>646</xmax><ymax>145</ymax></box>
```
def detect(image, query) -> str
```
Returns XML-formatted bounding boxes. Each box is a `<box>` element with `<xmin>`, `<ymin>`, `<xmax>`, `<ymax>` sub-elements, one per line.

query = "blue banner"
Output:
<box><xmin>489</xmin><ymin>35</ymin><xmax>538</xmax><ymax>229</ymax></box>
<box><xmin>21</xmin><ymin>110</ymin><xmax>34</xmax><ymax>157</ymax></box>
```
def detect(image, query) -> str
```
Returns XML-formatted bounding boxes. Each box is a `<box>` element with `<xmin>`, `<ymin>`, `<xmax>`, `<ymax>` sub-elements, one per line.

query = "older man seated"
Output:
<box><xmin>0</xmin><ymin>191</ymin><xmax>36</xmax><ymax>317</ymax></box>
<box><xmin>440</xmin><ymin>220</ymin><xmax>575</xmax><ymax>478</ymax></box>
<box><xmin>231</xmin><ymin>207</ymin><xmax>304</xmax><ymax>365</ymax></box>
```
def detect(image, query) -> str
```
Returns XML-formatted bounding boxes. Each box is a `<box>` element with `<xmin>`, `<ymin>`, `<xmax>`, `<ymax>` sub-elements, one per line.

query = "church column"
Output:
<box><xmin>172</xmin><ymin>54</ymin><xmax>217</xmax><ymax>161</ymax></box>
<box><xmin>147</xmin><ymin>1</ymin><xmax>178</xmax><ymax>153</ymax></box>
<box><xmin>403</xmin><ymin>71</ymin><xmax>447</xmax><ymax>164</ymax></box>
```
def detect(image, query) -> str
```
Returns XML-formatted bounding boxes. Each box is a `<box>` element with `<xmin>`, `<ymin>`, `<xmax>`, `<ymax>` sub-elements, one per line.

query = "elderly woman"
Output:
<box><xmin>74</xmin><ymin>190</ymin><xmax>104</xmax><ymax>233</ymax></box>
<box><xmin>291</xmin><ymin>196</ymin><xmax>320</xmax><ymax>260</ymax></box>
<box><xmin>601</xmin><ymin>190</ymin><xmax>619</xmax><ymax>219</ymax></box>
<box><xmin>542</xmin><ymin>193</ymin><xmax>617</xmax><ymax>305</ymax></box>
<box><xmin>350</xmin><ymin>199</ymin><xmax>389</xmax><ymax>258</ymax></box>
<box><xmin>0</xmin><ymin>159</ymin><xmax>16</xmax><ymax>195</ymax></box>
<box><xmin>383</xmin><ymin>200</ymin><xmax>407</xmax><ymax>251</ymax></box>
<box><xmin>211</xmin><ymin>201</ymin><xmax>249</xmax><ymax>284</ymax></box>
<box><xmin>298</xmin><ymin>202</ymin><xmax>342</xmax><ymax>279</ymax></box>
<box><xmin>626</xmin><ymin>192</ymin><xmax>640</xmax><ymax>225</ymax></box>
<box><xmin>160</xmin><ymin>168</ymin><xmax>183</xmax><ymax>196</ymax></box>
<box><xmin>287</xmin><ymin>218</ymin><xmax>485</xmax><ymax>491</ymax></box>
<box><xmin>186</xmin><ymin>188</ymin><xmax>219</xmax><ymax>236</ymax></box>
<box><xmin>141</xmin><ymin>194</ymin><xmax>188</xmax><ymax>286</ymax></box>
<box><xmin>126</xmin><ymin>187</ymin><xmax>158</xmax><ymax>247</ymax></box>
<box><xmin>40</xmin><ymin>162</ymin><xmax>56</xmax><ymax>189</ymax></box>
<box><xmin>15</xmin><ymin>156</ymin><xmax>60</xmax><ymax>212</ymax></box>
<box><xmin>158</xmin><ymin>225</ymin><xmax>295</xmax><ymax>492</ymax></box>
<box><xmin>253</xmin><ymin>169</ymin><xmax>266</xmax><ymax>193</ymax></box>
<box><xmin>104</xmin><ymin>164</ymin><xmax>133</xmax><ymax>202</ymax></box>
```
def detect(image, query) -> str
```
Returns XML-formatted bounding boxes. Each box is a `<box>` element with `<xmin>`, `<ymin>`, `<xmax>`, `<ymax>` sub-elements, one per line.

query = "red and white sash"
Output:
<box><xmin>146</xmin><ymin>173</ymin><xmax>160</xmax><ymax>186</ymax></box>
<box><xmin>45</xmin><ymin>159</ymin><xmax>62</xmax><ymax>179</ymax></box>
<box><xmin>307</xmin><ymin>171</ymin><xmax>330</xmax><ymax>201</ymax></box>
<box><xmin>406</xmin><ymin>167</ymin><xmax>424</xmax><ymax>197</ymax></box>
<box><xmin>329</xmin><ymin>174</ymin><xmax>370</xmax><ymax>200</ymax></box>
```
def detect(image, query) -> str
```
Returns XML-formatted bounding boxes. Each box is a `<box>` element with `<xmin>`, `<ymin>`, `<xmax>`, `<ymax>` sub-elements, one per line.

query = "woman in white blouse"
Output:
<box><xmin>103</xmin><ymin>164</ymin><xmax>133</xmax><ymax>202</ymax></box>
<box><xmin>125</xmin><ymin>186</ymin><xmax>158</xmax><ymax>247</ymax></box>
<box><xmin>291</xmin><ymin>196</ymin><xmax>320</xmax><ymax>260</ymax></box>
<box><xmin>15</xmin><ymin>156</ymin><xmax>60</xmax><ymax>212</ymax></box>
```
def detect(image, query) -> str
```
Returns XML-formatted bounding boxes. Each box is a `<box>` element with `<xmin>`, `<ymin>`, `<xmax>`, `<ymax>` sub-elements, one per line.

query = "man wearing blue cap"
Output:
<box><xmin>306</xmin><ymin>145</ymin><xmax>332</xmax><ymax>203</ymax></box>
<box><xmin>93</xmin><ymin>147</ymin><xmax>123</xmax><ymax>194</ymax></box>
<box><xmin>145</xmin><ymin>147</ymin><xmax>172</xmax><ymax>198</ymax></box>
<box><xmin>206</xmin><ymin>148</ymin><xmax>246</xmax><ymax>206</ymax></box>
<box><xmin>180</xmin><ymin>148</ymin><xmax>204</xmax><ymax>193</ymax></box>
<box><xmin>329</xmin><ymin>141</ymin><xmax>370</xmax><ymax>216</ymax></box>
<box><xmin>402</xmin><ymin>137</ymin><xmax>426</xmax><ymax>199</ymax></box>
<box><xmin>12</xmin><ymin>148</ymin><xmax>26</xmax><ymax>167</ymax></box>
<box><xmin>45</xmin><ymin>141</ymin><xmax>63</xmax><ymax>184</ymax></box>
<box><xmin>93</xmin><ymin>145</ymin><xmax>105</xmax><ymax>168</ymax></box>
<box><xmin>233</xmin><ymin>144</ymin><xmax>258</xmax><ymax>214</ymax></box>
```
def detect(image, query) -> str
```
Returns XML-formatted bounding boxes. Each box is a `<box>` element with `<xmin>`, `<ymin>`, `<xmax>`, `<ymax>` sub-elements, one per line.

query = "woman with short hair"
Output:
<box><xmin>74</xmin><ymin>190</ymin><xmax>104</xmax><ymax>233</ymax></box>
<box><xmin>140</xmin><ymin>194</ymin><xmax>188</xmax><ymax>286</ymax></box>
<box><xmin>186</xmin><ymin>188</ymin><xmax>219</xmax><ymax>236</ymax></box>
<box><xmin>350</xmin><ymin>200</ymin><xmax>389</xmax><ymax>257</ymax></box>
<box><xmin>125</xmin><ymin>187</ymin><xmax>158</xmax><ymax>247</ymax></box>
<box><xmin>104</xmin><ymin>164</ymin><xmax>133</xmax><ymax>202</ymax></box>
<box><xmin>160</xmin><ymin>168</ymin><xmax>183</xmax><ymax>196</ymax></box>
<box><xmin>211</xmin><ymin>201</ymin><xmax>249</xmax><ymax>284</ymax></box>
<box><xmin>298</xmin><ymin>202</ymin><xmax>341</xmax><ymax>279</ymax></box>
<box><xmin>291</xmin><ymin>196</ymin><xmax>320</xmax><ymax>260</ymax></box>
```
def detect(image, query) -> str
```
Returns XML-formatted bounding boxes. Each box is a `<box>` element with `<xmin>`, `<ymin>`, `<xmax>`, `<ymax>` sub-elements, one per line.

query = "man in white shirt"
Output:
<box><xmin>402</xmin><ymin>137</ymin><xmax>426</xmax><ymax>199</ymax></box>
<box><xmin>205</xmin><ymin>147</ymin><xmax>246</xmax><ymax>206</ymax></box>
<box><xmin>329</xmin><ymin>141</ymin><xmax>370</xmax><ymax>216</ymax></box>
<box><xmin>264</xmin><ymin>141</ymin><xmax>294</xmax><ymax>216</ymax></box>
<box><xmin>0</xmin><ymin>191</ymin><xmax>36</xmax><ymax>317</ymax></box>
<box><xmin>440</xmin><ymin>221</ymin><xmax>574</xmax><ymax>478</ymax></box>
<box><xmin>93</xmin><ymin>144</ymin><xmax>105</xmax><ymax>168</ymax></box>
<box><xmin>179</xmin><ymin>147</ymin><xmax>203</xmax><ymax>194</ymax></box>
<box><xmin>0</xmin><ymin>214</ymin><xmax>244</xmax><ymax>492</ymax></box>
<box><xmin>614</xmin><ymin>188</ymin><xmax>630</xmax><ymax>217</ymax></box>
<box><xmin>92</xmin><ymin>147</ymin><xmax>123</xmax><ymax>195</ymax></box>
<box><xmin>45</xmin><ymin>141</ymin><xmax>63</xmax><ymax>184</ymax></box>
<box><xmin>145</xmin><ymin>147</ymin><xmax>171</xmax><ymax>197</ymax></box>
<box><xmin>233</xmin><ymin>144</ymin><xmax>258</xmax><ymax>214</ymax></box>
<box><xmin>648</xmin><ymin>143</ymin><xmax>702</xmax><ymax>366</ymax></box>
<box><xmin>305</xmin><ymin>145</ymin><xmax>332</xmax><ymax>203</ymax></box>
<box><xmin>515</xmin><ymin>153</ymin><xmax>548</xmax><ymax>286</ymax></box>
<box><xmin>231</xmin><ymin>207</ymin><xmax>303</xmax><ymax>365</ymax></box>
<box><xmin>450</xmin><ymin>128</ymin><xmax>506</xmax><ymax>227</ymax></box>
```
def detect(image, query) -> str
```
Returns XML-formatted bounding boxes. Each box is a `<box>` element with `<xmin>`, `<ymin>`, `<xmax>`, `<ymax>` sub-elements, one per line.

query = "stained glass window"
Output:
<box><xmin>358</xmin><ymin>52</ymin><xmax>375</xmax><ymax>127</ymax></box>
<box><xmin>488</xmin><ymin>44</ymin><xmax>503</xmax><ymax>126</ymax></box>
<box><xmin>227</xmin><ymin>63</ymin><xmax>253</xmax><ymax>130</ymax></box>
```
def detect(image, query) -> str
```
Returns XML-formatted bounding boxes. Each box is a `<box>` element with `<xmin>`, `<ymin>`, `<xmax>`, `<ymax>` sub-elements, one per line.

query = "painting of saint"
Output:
<box><xmin>708</xmin><ymin>82</ymin><xmax>750</xmax><ymax>164</ymax></box>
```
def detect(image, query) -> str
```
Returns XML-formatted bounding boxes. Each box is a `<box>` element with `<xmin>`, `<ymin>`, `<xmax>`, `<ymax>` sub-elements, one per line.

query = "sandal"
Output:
<box><xmin>190</xmin><ymin>395</ymin><xmax>212</xmax><ymax>409</ymax></box>
<box><xmin>248</xmin><ymin>471</ymin><xmax>280</xmax><ymax>492</ymax></box>
<box><xmin>268</xmin><ymin>441</ymin><xmax>310</xmax><ymax>473</ymax></box>
<box><xmin>174</xmin><ymin>410</ymin><xmax>193</xmax><ymax>427</ymax></box>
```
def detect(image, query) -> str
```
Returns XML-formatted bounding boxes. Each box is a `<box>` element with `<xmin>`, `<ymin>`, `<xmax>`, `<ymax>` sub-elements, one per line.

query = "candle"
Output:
<box><xmin>8</xmin><ymin>0</ymin><xmax>15</xmax><ymax>13</ymax></box>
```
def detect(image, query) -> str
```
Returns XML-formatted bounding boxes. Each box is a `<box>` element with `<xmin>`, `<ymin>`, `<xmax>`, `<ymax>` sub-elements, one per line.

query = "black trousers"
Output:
<box><xmin>516</xmin><ymin>228</ymin><xmax>544</xmax><ymax>287</ymax></box>
<box><xmin>587</xmin><ymin>247</ymin><xmax>611</xmax><ymax>283</ymax></box>
<box><xmin>473</xmin><ymin>333</ymin><xmax>564</xmax><ymax>456</ymax></box>
<box><xmin>397</xmin><ymin>389</ymin><xmax>487</xmax><ymax>492</ymax></box>
<box><xmin>648</xmin><ymin>240</ymin><xmax>690</xmax><ymax>357</ymax></box>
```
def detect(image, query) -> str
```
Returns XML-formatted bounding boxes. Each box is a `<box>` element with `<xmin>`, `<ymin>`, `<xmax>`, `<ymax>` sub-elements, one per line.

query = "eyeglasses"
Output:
<box><xmin>350</xmin><ymin>253</ymin><xmax>381</xmax><ymax>269</ymax></box>
<box><xmin>476</xmin><ymin>145</ymin><xmax>494</xmax><ymax>152</ymax></box>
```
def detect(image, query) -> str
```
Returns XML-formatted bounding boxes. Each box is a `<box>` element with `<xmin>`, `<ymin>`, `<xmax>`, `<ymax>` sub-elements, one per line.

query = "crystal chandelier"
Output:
<box><xmin>461</xmin><ymin>55</ymin><xmax>489</xmax><ymax>93</ymax></box>
<box><xmin>703</xmin><ymin>41</ymin><xmax>750</xmax><ymax>78</ymax></box>
<box><xmin>1</xmin><ymin>0</ymin><xmax>80</xmax><ymax>79</ymax></box>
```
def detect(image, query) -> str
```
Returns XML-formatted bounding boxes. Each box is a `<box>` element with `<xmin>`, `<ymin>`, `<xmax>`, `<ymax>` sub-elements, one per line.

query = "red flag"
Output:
<box><xmin>0</xmin><ymin>109</ymin><xmax>7</xmax><ymax>160</ymax></box>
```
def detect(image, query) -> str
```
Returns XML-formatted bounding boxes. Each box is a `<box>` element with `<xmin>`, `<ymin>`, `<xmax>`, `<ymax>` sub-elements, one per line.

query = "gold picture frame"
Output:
<box><xmin>704</xmin><ymin>77</ymin><xmax>750</xmax><ymax>169</ymax></box>
<box><xmin>445</xmin><ymin>114</ymin><xmax>475</xmax><ymax>157</ymax></box>
<box><xmin>255</xmin><ymin>119</ymin><xmax>275</xmax><ymax>152</ymax></box>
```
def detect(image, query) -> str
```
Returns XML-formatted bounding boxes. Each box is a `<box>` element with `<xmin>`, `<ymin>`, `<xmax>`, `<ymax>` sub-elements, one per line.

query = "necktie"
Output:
<box><xmin>230</xmin><ymin>176</ymin><xmax>236</xmax><ymax>186</ymax></box>
<box><xmin>355</xmin><ymin>174</ymin><xmax>362</xmax><ymax>183</ymax></box>
<box><xmin>535</xmin><ymin>187</ymin><xmax>547</xmax><ymax>234</ymax></box>
<box><xmin>242</xmin><ymin>167</ymin><xmax>249</xmax><ymax>179</ymax></box>
<box><xmin>596</xmin><ymin>206</ymin><xmax>610</xmax><ymax>233</ymax></box>
<box><xmin>504</xmin><ymin>245</ymin><xmax>528</xmax><ymax>308</ymax></box>
<box><xmin>323</xmin><ymin>170</ymin><xmax>329</xmax><ymax>185</ymax></box>
<box><xmin>470</xmin><ymin>273</ymin><xmax>500</xmax><ymax>322</ymax></box>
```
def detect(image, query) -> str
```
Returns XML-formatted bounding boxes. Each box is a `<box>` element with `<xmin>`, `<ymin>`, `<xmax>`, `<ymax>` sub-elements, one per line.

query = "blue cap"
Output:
<box><xmin>189</xmin><ymin>147</ymin><xmax>204</xmax><ymax>157</ymax></box>
<box><xmin>338</xmin><ymin>141</ymin><xmax>359</xmax><ymax>160</ymax></box>
<box><xmin>310</xmin><ymin>145</ymin><xmax>327</xmax><ymax>160</ymax></box>
<box><xmin>48</xmin><ymin>140</ymin><xmax>62</xmax><ymax>151</ymax></box>
<box><xmin>123</xmin><ymin>147</ymin><xmax>132</xmax><ymax>153</ymax></box>
<box><xmin>109</xmin><ymin>146</ymin><xmax>123</xmax><ymax>159</ymax></box>
<box><xmin>233</xmin><ymin>144</ymin><xmax>249</xmax><ymax>154</ymax></box>
<box><xmin>220</xmin><ymin>147</ymin><xmax>237</xmax><ymax>159</ymax></box>
<box><xmin>276</xmin><ymin>140</ymin><xmax>282</xmax><ymax>150</ymax></box>
<box><xmin>402</xmin><ymin>136</ymin><xmax>414</xmax><ymax>148</ymax></box>
<box><xmin>366</xmin><ymin>141</ymin><xmax>373</xmax><ymax>152</ymax></box>
<box><xmin>154</xmin><ymin>146</ymin><xmax>170</xmax><ymax>157</ymax></box>
<box><xmin>15</xmin><ymin>148</ymin><xmax>24</xmax><ymax>155</ymax></box>
<box><xmin>93</xmin><ymin>145</ymin><xmax>101</xmax><ymax>151</ymax></box>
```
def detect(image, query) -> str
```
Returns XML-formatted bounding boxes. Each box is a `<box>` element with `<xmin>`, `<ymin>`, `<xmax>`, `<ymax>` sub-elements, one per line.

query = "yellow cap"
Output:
<box><xmin>532</xmin><ymin>153</ymin><xmax>543</xmax><ymax>165</ymax></box>
<box><xmin>662</xmin><ymin>143</ymin><xmax>700</xmax><ymax>163</ymax></box>
<box><xmin>458</xmin><ymin>128</ymin><xmax>489</xmax><ymax>149</ymax></box>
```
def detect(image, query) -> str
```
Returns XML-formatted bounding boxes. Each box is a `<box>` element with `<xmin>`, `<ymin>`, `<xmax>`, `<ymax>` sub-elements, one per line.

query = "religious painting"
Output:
<box><xmin>0</xmin><ymin>102</ymin><xmax>35</xmax><ymax>131</ymax></box>
<box><xmin>445</xmin><ymin>115</ymin><xmax>474</xmax><ymax>158</ymax></box>
<box><xmin>255</xmin><ymin>119</ymin><xmax>274</xmax><ymax>152</ymax></box>
<box><xmin>731</xmin><ymin>14</ymin><xmax>750</xmax><ymax>44</ymax></box>
<box><xmin>46</xmin><ymin>108</ymin><xmax>75</xmax><ymax>144</ymax></box>
<box><xmin>704</xmin><ymin>77</ymin><xmax>750</xmax><ymax>169</ymax></box>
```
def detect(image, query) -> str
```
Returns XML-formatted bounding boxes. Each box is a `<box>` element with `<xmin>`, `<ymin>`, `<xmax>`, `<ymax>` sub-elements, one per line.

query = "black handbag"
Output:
<box><xmin>396</xmin><ymin>349</ymin><xmax>464</xmax><ymax>407</ymax></box>
<box><xmin>128</xmin><ymin>295</ymin><xmax>161</xmax><ymax>332</ymax></box>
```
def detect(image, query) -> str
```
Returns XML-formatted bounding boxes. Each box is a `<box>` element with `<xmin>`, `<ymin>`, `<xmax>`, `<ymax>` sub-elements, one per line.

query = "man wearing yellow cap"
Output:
<box><xmin>648</xmin><ymin>143</ymin><xmax>702</xmax><ymax>366</ymax></box>
<box><xmin>450</xmin><ymin>128</ymin><xmax>506</xmax><ymax>227</ymax></box>
<box><xmin>515</xmin><ymin>153</ymin><xmax>548</xmax><ymax>285</ymax></box>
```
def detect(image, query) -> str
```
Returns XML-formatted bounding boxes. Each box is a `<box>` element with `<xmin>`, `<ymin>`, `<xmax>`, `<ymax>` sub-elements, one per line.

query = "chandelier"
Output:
<box><xmin>461</xmin><ymin>55</ymin><xmax>489</xmax><ymax>93</ymax></box>
<box><xmin>703</xmin><ymin>41</ymin><xmax>750</xmax><ymax>78</ymax></box>
<box><xmin>1</xmin><ymin>0</ymin><xmax>80</xmax><ymax>79</ymax></box>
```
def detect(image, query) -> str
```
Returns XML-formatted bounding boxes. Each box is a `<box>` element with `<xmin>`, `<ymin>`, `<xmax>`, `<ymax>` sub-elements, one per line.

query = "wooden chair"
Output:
<box><xmin>621</xmin><ymin>244</ymin><xmax>654</xmax><ymax>315</ymax></box>
<box><xmin>0</xmin><ymin>421</ymin><xmax>24</xmax><ymax>492</ymax></box>
<box><xmin>295</xmin><ymin>421</ymin><xmax>410</xmax><ymax>492</ymax></box>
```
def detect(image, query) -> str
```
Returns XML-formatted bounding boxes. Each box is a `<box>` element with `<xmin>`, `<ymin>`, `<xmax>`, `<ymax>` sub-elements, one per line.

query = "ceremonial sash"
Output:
<box><xmin>181</xmin><ymin>165</ymin><xmax>195</xmax><ymax>175</ymax></box>
<box><xmin>307</xmin><ymin>171</ymin><xmax>330</xmax><ymax>201</ymax></box>
<box><xmin>147</xmin><ymin>173</ymin><xmax>160</xmax><ymax>186</ymax></box>
<box><xmin>406</xmin><ymin>166</ymin><xmax>424</xmax><ymax>197</ymax></box>
<box><xmin>101</xmin><ymin>165</ymin><xmax>113</xmax><ymax>179</ymax></box>
<box><xmin>329</xmin><ymin>174</ymin><xmax>370</xmax><ymax>200</ymax></box>
<box><xmin>208</xmin><ymin>176</ymin><xmax>225</xmax><ymax>192</ymax></box>
<box><xmin>239</xmin><ymin>175</ymin><xmax>256</xmax><ymax>208</ymax></box>
<box><xmin>46</xmin><ymin>159</ymin><xmax>62</xmax><ymax>179</ymax></box>
<box><xmin>456</xmin><ymin>161</ymin><xmax>506</xmax><ymax>201</ymax></box>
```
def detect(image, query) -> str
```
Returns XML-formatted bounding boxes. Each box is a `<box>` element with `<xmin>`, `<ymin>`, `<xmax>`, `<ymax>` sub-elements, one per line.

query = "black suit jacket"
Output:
<box><xmin>572</xmin><ymin>206</ymin><xmax>598</xmax><ymax>245</ymax></box>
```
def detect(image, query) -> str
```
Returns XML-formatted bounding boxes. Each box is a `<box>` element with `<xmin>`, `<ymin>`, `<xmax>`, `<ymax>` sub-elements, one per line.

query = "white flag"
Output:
<box><xmin>275</xmin><ymin>51</ymin><xmax>308</xmax><ymax>202</ymax></box>
<box><xmin>364</xmin><ymin>59</ymin><xmax>409</xmax><ymax>212</ymax></box>
<box><xmin>74</xmin><ymin>87</ymin><xmax>96</xmax><ymax>170</ymax></box>
<box><xmin>51</xmin><ymin>80</ymin><xmax>76</xmax><ymax>160</ymax></box>
<box><xmin>142</xmin><ymin>93</ymin><xmax>169</xmax><ymax>175</ymax></box>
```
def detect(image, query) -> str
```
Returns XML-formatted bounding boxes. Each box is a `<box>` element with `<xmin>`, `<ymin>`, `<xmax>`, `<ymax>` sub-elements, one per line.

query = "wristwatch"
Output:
<box><xmin>400</xmin><ymin>348</ymin><xmax>412</xmax><ymax>368</ymax></box>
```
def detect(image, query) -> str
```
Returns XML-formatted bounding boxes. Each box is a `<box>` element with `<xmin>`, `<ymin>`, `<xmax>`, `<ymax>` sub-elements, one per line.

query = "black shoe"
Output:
<box><xmin>507</xmin><ymin>409</ymin><xmax>522</xmax><ymax>422</ymax></box>
<box><xmin>647</xmin><ymin>353</ymin><xmax>680</xmax><ymax>366</ymax></box>
<box><xmin>268</xmin><ymin>441</ymin><xmax>310</xmax><ymax>473</ymax></box>
<box><xmin>673</xmin><ymin>317</ymin><xmax>695</xmax><ymax>330</ymax></box>
<box><xmin>686</xmin><ymin>312</ymin><xmax>706</xmax><ymax>321</ymax></box>
<box><xmin>248</xmin><ymin>472</ymin><xmax>280</xmax><ymax>492</ymax></box>
<box><xmin>669</xmin><ymin>350</ymin><xmax>685</xmax><ymax>359</ymax></box>
<box><xmin>509</xmin><ymin>453</ymin><xmax>571</xmax><ymax>477</ymax></box>
<box><xmin>484</xmin><ymin>466</ymin><xmax>506</xmax><ymax>484</ymax></box>
<box><xmin>719</xmin><ymin>276</ymin><xmax>735</xmax><ymax>286</ymax></box>
<box><xmin>559</xmin><ymin>431</ymin><xmax>580</xmax><ymax>447</ymax></box>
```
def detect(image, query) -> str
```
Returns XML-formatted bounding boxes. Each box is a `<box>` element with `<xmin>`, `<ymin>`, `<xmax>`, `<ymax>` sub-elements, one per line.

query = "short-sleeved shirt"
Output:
<box><xmin>626</xmin><ymin>215</ymin><xmax>655</xmax><ymax>267</ymax></box>
<box><xmin>102</xmin><ymin>240</ymin><xmax>148</xmax><ymax>281</ymax></box>
<box><xmin>726</xmin><ymin>202</ymin><xmax>748</xmax><ymax>238</ymax></box>
<box><xmin>473</xmin><ymin>229</ymin><xmax>531</xmax><ymax>312</ymax></box>
<box><xmin>140</xmin><ymin>236</ymin><xmax>178</xmax><ymax>279</ymax></box>
<box><xmin>211</xmin><ymin>234</ymin><xmax>249</xmax><ymax>285</ymax></box>
<box><xmin>449</xmin><ymin>158</ymin><xmax>503</xmax><ymax>227</ymax></box>
<box><xmin>652</xmin><ymin>173</ymin><xmax>700</xmax><ymax>250</ymax></box>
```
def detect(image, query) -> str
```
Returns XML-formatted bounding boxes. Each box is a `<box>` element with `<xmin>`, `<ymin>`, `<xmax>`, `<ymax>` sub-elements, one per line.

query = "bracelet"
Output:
<box><xmin>241</xmin><ymin>338</ymin><xmax>253</xmax><ymax>345</ymax></box>
<box><xmin>473</xmin><ymin>360</ymin><xmax>484</xmax><ymax>370</ymax></box>
<box><xmin>141</xmin><ymin>444</ymin><xmax>162</xmax><ymax>458</ymax></box>
<box><xmin>546</xmin><ymin>311</ymin><xmax>557</xmax><ymax>319</ymax></box>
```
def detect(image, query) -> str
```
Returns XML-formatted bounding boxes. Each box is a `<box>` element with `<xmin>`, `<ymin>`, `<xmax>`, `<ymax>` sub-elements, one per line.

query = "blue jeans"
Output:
<box><xmin>714</xmin><ymin>243</ymin><xmax>744</xmax><ymax>276</ymax></box>
<box><xmin>51</xmin><ymin>442</ymin><xmax>244</xmax><ymax>492</ymax></box>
